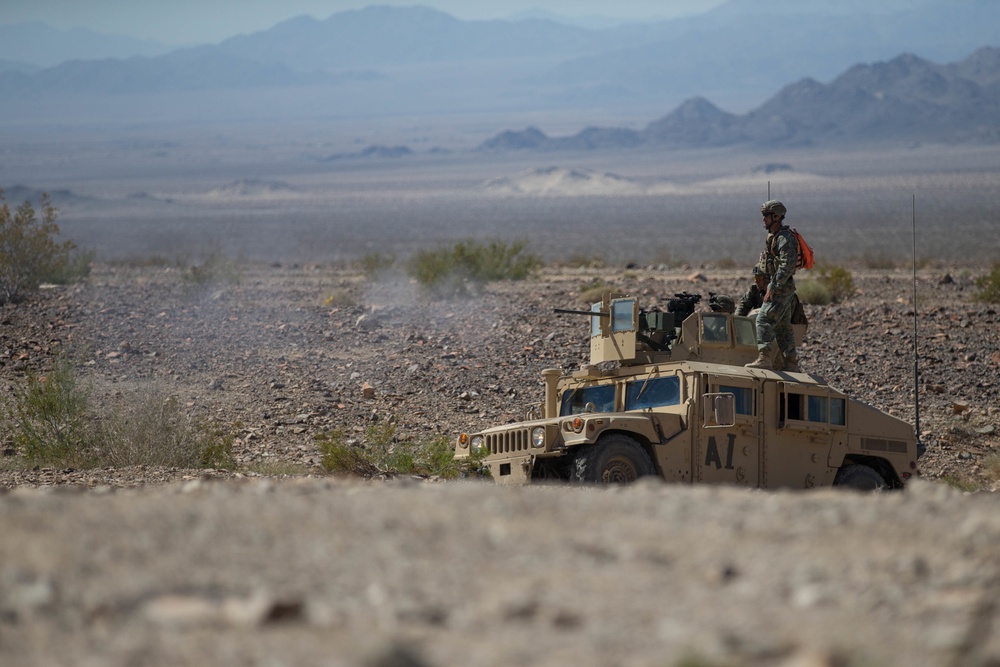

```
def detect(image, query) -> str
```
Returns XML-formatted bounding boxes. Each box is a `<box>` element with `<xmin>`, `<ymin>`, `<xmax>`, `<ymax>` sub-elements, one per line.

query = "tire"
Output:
<box><xmin>571</xmin><ymin>434</ymin><xmax>656</xmax><ymax>484</ymax></box>
<box><xmin>833</xmin><ymin>464</ymin><xmax>887</xmax><ymax>491</ymax></box>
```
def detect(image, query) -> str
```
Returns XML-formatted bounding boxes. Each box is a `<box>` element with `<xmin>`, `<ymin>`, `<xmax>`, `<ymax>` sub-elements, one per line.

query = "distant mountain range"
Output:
<box><xmin>0</xmin><ymin>22</ymin><xmax>173</xmax><ymax>69</ymax></box>
<box><xmin>1</xmin><ymin>1</ymin><xmax>998</xmax><ymax>127</ymax></box>
<box><xmin>479</xmin><ymin>48</ymin><xmax>1000</xmax><ymax>149</ymax></box>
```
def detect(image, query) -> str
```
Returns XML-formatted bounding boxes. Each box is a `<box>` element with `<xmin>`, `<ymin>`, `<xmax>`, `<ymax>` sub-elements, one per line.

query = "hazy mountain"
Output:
<box><xmin>0</xmin><ymin>48</ymin><xmax>336</xmax><ymax>94</ymax></box>
<box><xmin>480</xmin><ymin>47</ymin><xmax>1000</xmax><ymax>150</ymax></box>
<box><xmin>2</xmin><ymin>2</ymin><xmax>998</xmax><ymax>121</ymax></box>
<box><xmin>214</xmin><ymin>6</ymin><xmax>608</xmax><ymax>70</ymax></box>
<box><xmin>504</xmin><ymin>10</ymin><xmax>654</xmax><ymax>30</ymax></box>
<box><xmin>0</xmin><ymin>58</ymin><xmax>38</xmax><ymax>74</ymax></box>
<box><xmin>0</xmin><ymin>22</ymin><xmax>174</xmax><ymax>69</ymax></box>
<box><xmin>547</xmin><ymin>0</ymin><xmax>1000</xmax><ymax>110</ymax></box>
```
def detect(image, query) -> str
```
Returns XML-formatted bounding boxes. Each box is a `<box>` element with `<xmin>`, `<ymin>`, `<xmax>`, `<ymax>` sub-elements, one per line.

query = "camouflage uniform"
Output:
<box><xmin>737</xmin><ymin>283</ymin><xmax>765</xmax><ymax>316</ymax></box>
<box><xmin>755</xmin><ymin>226</ymin><xmax>799</xmax><ymax>357</ymax></box>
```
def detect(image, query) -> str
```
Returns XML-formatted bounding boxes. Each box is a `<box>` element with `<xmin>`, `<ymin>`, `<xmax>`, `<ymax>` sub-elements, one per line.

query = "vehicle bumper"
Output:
<box><xmin>485</xmin><ymin>454</ymin><xmax>533</xmax><ymax>485</ymax></box>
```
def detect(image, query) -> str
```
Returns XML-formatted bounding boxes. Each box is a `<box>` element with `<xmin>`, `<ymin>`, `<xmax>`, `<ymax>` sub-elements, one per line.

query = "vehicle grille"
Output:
<box><xmin>486</xmin><ymin>429</ymin><xmax>530</xmax><ymax>455</ymax></box>
<box><xmin>861</xmin><ymin>437</ymin><xmax>909</xmax><ymax>454</ymax></box>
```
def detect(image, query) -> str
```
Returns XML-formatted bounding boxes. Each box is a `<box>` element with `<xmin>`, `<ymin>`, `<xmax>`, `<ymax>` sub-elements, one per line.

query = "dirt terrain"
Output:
<box><xmin>2</xmin><ymin>261</ymin><xmax>1000</xmax><ymax>666</ymax></box>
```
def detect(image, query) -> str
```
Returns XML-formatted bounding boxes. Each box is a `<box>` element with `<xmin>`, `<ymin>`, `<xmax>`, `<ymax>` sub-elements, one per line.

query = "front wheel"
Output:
<box><xmin>833</xmin><ymin>464</ymin><xmax>887</xmax><ymax>491</ymax></box>
<box><xmin>571</xmin><ymin>434</ymin><xmax>656</xmax><ymax>484</ymax></box>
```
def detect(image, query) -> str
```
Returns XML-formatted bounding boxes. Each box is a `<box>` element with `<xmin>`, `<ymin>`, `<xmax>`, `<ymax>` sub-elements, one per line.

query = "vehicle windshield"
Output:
<box><xmin>560</xmin><ymin>384</ymin><xmax>615</xmax><ymax>415</ymax></box>
<box><xmin>625</xmin><ymin>376</ymin><xmax>680</xmax><ymax>410</ymax></box>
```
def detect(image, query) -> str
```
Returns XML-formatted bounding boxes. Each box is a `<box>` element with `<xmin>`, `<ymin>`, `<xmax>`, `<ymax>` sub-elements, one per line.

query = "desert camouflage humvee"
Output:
<box><xmin>455</xmin><ymin>293</ymin><xmax>921</xmax><ymax>490</ymax></box>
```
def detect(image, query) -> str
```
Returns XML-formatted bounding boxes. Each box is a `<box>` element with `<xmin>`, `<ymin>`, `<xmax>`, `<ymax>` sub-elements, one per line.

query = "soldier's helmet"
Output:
<box><xmin>761</xmin><ymin>200</ymin><xmax>787</xmax><ymax>217</ymax></box>
<box><xmin>708</xmin><ymin>293</ymin><xmax>736</xmax><ymax>314</ymax></box>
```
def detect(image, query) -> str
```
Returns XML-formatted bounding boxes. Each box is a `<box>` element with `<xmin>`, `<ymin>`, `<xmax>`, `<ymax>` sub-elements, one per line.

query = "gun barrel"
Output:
<box><xmin>553</xmin><ymin>308</ymin><xmax>610</xmax><ymax>317</ymax></box>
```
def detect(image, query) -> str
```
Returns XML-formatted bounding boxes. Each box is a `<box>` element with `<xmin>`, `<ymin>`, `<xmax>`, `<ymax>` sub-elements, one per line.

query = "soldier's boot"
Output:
<box><xmin>745</xmin><ymin>347</ymin><xmax>774</xmax><ymax>370</ymax></box>
<box><xmin>783</xmin><ymin>354</ymin><xmax>801</xmax><ymax>373</ymax></box>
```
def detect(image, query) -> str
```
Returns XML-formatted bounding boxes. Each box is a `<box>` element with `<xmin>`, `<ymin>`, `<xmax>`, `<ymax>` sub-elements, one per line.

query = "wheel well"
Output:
<box><xmin>597</xmin><ymin>430</ymin><xmax>658</xmax><ymax>470</ymax></box>
<box><xmin>534</xmin><ymin>431</ymin><xmax>659</xmax><ymax>482</ymax></box>
<box><xmin>842</xmin><ymin>455</ymin><xmax>903</xmax><ymax>489</ymax></box>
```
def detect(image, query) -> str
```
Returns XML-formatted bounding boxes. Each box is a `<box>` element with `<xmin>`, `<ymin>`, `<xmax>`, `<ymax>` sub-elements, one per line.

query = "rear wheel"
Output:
<box><xmin>833</xmin><ymin>464</ymin><xmax>887</xmax><ymax>491</ymax></box>
<box><xmin>571</xmin><ymin>434</ymin><xmax>655</xmax><ymax>484</ymax></box>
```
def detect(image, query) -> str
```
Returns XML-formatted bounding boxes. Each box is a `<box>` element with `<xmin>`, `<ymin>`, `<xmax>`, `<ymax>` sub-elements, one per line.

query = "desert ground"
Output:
<box><xmin>2</xmin><ymin>128</ymin><xmax>999</xmax><ymax>666</ymax></box>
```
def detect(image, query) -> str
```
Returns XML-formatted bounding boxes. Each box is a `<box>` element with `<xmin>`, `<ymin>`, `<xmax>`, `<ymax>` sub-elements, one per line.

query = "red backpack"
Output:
<box><xmin>772</xmin><ymin>227</ymin><xmax>814</xmax><ymax>270</ymax></box>
<box><xmin>791</xmin><ymin>228</ymin><xmax>814</xmax><ymax>270</ymax></box>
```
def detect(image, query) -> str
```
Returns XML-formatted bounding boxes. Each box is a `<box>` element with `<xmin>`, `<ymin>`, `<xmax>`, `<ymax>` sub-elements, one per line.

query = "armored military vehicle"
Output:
<box><xmin>455</xmin><ymin>292</ymin><xmax>920</xmax><ymax>490</ymax></box>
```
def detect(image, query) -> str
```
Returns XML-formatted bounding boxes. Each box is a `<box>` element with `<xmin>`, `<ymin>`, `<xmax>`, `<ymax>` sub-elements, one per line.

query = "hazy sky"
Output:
<box><xmin>1</xmin><ymin>1</ymin><xmax>728</xmax><ymax>44</ymax></box>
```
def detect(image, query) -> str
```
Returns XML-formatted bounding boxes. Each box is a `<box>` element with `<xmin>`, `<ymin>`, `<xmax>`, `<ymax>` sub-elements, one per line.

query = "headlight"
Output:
<box><xmin>471</xmin><ymin>436</ymin><xmax>486</xmax><ymax>455</ymax></box>
<box><xmin>531</xmin><ymin>426</ymin><xmax>545</xmax><ymax>449</ymax></box>
<box><xmin>457</xmin><ymin>433</ymin><xmax>469</xmax><ymax>449</ymax></box>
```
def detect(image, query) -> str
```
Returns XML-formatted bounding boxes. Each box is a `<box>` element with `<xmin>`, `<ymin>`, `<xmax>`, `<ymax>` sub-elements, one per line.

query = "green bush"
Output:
<box><xmin>42</xmin><ymin>248</ymin><xmax>94</xmax><ymax>285</ymax></box>
<box><xmin>407</xmin><ymin>239</ymin><xmax>541</xmax><ymax>297</ymax></box>
<box><xmin>0</xmin><ymin>190</ymin><xmax>79</xmax><ymax>304</ymax></box>
<box><xmin>359</xmin><ymin>251</ymin><xmax>397</xmax><ymax>279</ymax></box>
<box><xmin>181</xmin><ymin>249</ymin><xmax>241</xmax><ymax>286</ymax></box>
<box><xmin>973</xmin><ymin>263</ymin><xmax>1000</xmax><ymax>303</ymax></box>
<box><xmin>7</xmin><ymin>359</ymin><xmax>95</xmax><ymax>466</ymax></box>
<box><xmin>795</xmin><ymin>279</ymin><xmax>832</xmax><ymax>306</ymax></box>
<box><xmin>317</xmin><ymin>422</ymin><xmax>484</xmax><ymax>479</ymax></box>
<box><xmin>800</xmin><ymin>264</ymin><xmax>854</xmax><ymax>304</ymax></box>
<box><xmin>820</xmin><ymin>265</ymin><xmax>855</xmax><ymax>302</ymax></box>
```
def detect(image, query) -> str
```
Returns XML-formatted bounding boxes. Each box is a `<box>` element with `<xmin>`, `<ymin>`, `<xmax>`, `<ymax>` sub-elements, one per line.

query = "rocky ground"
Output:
<box><xmin>1</xmin><ymin>261</ymin><xmax>997</xmax><ymax>489</ymax></box>
<box><xmin>1</xmin><ymin>262</ymin><xmax>999</xmax><ymax>666</ymax></box>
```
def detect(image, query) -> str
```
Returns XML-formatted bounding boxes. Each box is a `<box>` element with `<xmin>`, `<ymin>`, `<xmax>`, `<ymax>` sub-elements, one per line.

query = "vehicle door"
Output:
<box><xmin>624</xmin><ymin>371</ymin><xmax>689</xmax><ymax>482</ymax></box>
<box><xmin>695</xmin><ymin>373</ymin><xmax>760</xmax><ymax>487</ymax></box>
<box><xmin>760</xmin><ymin>380</ymin><xmax>844</xmax><ymax>489</ymax></box>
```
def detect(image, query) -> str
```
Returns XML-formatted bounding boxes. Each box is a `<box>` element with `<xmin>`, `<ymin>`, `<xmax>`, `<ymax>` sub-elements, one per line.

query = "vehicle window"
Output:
<box><xmin>831</xmin><ymin>398</ymin><xmax>846</xmax><ymax>425</ymax></box>
<box><xmin>719</xmin><ymin>385</ymin><xmax>754</xmax><ymax>415</ymax></box>
<box><xmin>734</xmin><ymin>318</ymin><xmax>756</xmax><ymax>346</ymax></box>
<box><xmin>612</xmin><ymin>299</ymin><xmax>633</xmax><ymax>332</ymax></box>
<box><xmin>625</xmin><ymin>376</ymin><xmax>680</xmax><ymax>410</ymax></box>
<box><xmin>781</xmin><ymin>392</ymin><xmax>846</xmax><ymax>427</ymax></box>
<box><xmin>560</xmin><ymin>384</ymin><xmax>616</xmax><ymax>415</ymax></box>
<box><xmin>783</xmin><ymin>392</ymin><xmax>804</xmax><ymax>421</ymax></box>
<box><xmin>808</xmin><ymin>395</ymin><xmax>828</xmax><ymax>422</ymax></box>
<box><xmin>702</xmin><ymin>314</ymin><xmax>728</xmax><ymax>343</ymax></box>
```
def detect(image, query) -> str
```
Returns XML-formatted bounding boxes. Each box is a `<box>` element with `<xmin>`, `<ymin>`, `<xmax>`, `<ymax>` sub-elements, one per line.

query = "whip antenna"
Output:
<box><xmin>912</xmin><ymin>194</ymin><xmax>924</xmax><ymax>457</ymax></box>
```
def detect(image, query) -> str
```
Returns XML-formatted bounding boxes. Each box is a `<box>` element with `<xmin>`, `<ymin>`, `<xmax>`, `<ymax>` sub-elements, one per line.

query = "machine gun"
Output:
<box><xmin>664</xmin><ymin>292</ymin><xmax>701</xmax><ymax>321</ymax></box>
<box><xmin>554</xmin><ymin>292</ymin><xmax>706</xmax><ymax>363</ymax></box>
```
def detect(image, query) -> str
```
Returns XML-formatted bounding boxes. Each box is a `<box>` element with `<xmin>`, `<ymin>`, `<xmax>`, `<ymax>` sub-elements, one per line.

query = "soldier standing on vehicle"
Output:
<box><xmin>746</xmin><ymin>200</ymin><xmax>800</xmax><ymax>372</ymax></box>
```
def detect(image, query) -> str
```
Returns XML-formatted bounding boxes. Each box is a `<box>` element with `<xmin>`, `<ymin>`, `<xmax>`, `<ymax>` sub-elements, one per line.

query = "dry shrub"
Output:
<box><xmin>100</xmin><ymin>388</ymin><xmax>235</xmax><ymax>469</ymax></box>
<box><xmin>4</xmin><ymin>364</ymin><xmax>234</xmax><ymax>469</ymax></box>
<box><xmin>973</xmin><ymin>263</ymin><xmax>1000</xmax><ymax>303</ymax></box>
<box><xmin>324</xmin><ymin>290</ymin><xmax>358</xmax><ymax>308</ymax></box>
<box><xmin>983</xmin><ymin>452</ymin><xmax>1000</xmax><ymax>484</ymax></box>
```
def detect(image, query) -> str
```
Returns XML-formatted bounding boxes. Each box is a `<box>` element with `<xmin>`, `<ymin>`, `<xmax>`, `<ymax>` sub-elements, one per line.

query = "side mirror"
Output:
<box><xmin>702</xmin><ymin>393</ymin><xmax>736</xmax><ymax>428</ymax></box>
